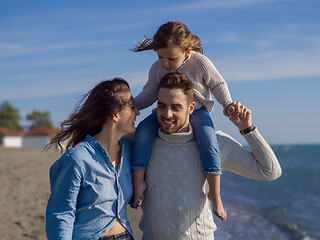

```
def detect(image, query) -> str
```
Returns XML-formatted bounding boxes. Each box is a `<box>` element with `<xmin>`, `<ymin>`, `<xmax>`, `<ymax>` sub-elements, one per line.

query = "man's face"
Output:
<box><xmin>157</xmin><ymin>87</ymin><xmax>195</xmax><ymax>134</ymax></box>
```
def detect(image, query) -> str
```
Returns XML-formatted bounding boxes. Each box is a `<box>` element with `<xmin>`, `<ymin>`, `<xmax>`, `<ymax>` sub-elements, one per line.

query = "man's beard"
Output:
<box><xmin>160</xmin><ymin>112</ymin><xmax>189</xmax><ymax>134</ymax></box>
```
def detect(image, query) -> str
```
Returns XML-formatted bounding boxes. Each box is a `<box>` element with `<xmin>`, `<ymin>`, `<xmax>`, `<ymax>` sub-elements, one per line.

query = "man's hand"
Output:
<box><xmin>227</xmin><ymin>101</ymin><xmax>252</xmax><ymax>131</ymax></box>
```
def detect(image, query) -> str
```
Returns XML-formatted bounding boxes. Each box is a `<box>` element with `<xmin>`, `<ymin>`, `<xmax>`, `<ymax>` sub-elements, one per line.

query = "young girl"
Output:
<box><xmin>132</xmin><ymin>21</ymin><xmax>234</xmax><ymax>220</ymax></box>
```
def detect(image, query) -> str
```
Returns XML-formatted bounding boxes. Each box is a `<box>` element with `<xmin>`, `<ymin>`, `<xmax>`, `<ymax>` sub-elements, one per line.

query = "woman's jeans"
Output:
<box><xmin>132</xmin><ymin>107</ymin><xmax>221</xmax><ymax>175</ymax></box>
<box><xmin>98</xmin><ymin>230</ymin><xmax>132</xmax><ymax>240</ymax></box>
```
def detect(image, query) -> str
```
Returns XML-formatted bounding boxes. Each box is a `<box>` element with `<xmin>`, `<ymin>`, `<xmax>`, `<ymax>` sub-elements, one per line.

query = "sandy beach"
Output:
<box><xmin>0</xmin><ymin>147</ymin><xmax>143</xmax><ymax>240</ymax></box>
<box><xmin>1</xmin><ymin>146</ymin><xmax>315</xmax><ymax>240</ymax></box>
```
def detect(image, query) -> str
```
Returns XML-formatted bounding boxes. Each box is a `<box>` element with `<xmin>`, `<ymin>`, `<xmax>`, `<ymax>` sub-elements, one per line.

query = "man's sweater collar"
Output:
<box><xmin>157</xmin><ymin>124</ymin><xmax>194</xmax><ymax>144</ymax></box>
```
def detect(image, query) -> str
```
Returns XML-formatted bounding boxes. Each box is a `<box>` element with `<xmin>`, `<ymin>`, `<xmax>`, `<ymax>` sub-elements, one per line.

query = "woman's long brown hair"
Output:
<box><xmin>48</xmin><ymin>78</ymin><xmax>130</xmax><ymax>153</ymax></box>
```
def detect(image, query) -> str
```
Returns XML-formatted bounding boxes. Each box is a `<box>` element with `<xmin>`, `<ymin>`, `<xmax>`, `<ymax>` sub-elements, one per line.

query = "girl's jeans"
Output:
<box><xmin>132</xmin><ymin>107</ymin><xmax>221</xmax><ymax>175</ymax></box>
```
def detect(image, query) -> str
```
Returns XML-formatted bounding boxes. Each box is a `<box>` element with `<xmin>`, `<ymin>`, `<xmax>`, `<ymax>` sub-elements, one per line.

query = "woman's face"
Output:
<box><xmin>115</xmin><ymin>91</ymin><xmax>140</xmax><ymax>135</ymax></box>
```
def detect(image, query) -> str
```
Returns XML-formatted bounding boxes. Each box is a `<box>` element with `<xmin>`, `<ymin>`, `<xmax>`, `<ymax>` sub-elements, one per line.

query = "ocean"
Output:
<box><xmin>215</xmin><ymin>144</ymin><xmax>320</xmax><ymax>240</ymax></box>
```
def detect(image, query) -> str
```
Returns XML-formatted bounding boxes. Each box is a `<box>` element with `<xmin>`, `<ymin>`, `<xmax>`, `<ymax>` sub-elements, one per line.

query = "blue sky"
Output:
<box><xmin>0</xmin><ymin>0</ymin><xmax>319</xmax><ymax>144</ymax></box>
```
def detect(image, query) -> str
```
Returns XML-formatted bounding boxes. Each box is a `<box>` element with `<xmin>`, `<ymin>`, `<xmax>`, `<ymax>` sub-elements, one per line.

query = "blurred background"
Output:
<box><xmin>1</xmin><ymin>0</ymin><xmax>319</xmax><ymax>144</ymax></box>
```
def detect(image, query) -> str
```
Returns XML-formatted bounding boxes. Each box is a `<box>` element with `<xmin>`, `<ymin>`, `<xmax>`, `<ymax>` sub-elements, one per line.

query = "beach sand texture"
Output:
<box><xmin>1</xmin><ymin>146</ymin><xmax>310</xmax><ymax>240</ymax></box>
<box><xmin>0</xmin><ymin>147</ymin><xmax>143</xmax><ymax>240</ymax></box>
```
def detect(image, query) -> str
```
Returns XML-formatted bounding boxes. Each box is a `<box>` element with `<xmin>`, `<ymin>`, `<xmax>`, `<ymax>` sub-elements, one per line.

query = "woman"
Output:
<box><xmin>46</xmin><ymin>78</ymin><xmax>139</xmax><ymax>240</ymax></box>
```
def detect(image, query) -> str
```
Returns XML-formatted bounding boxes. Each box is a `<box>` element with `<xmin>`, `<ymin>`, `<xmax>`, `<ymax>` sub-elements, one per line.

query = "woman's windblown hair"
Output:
<box><xmin>47</xmin><ymin>78</ymin><xmax>130</xmax><ymax>152</ymax></box>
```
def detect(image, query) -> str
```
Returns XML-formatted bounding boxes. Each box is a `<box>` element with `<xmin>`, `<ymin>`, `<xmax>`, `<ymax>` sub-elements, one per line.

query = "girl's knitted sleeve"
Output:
<box><xmin>217</xmin><ymin>128</ymin><xmax>282</xmax><ymax>181</ymax></box>
<box><xmin>201</xmin><ymin>55</ymin><xmax>233</xmax><ymax>112</ymax></box>
<box><xmin>134</xmin><ymin>62</ymin><xmax>160</xmax><ymax>110</ymax></box>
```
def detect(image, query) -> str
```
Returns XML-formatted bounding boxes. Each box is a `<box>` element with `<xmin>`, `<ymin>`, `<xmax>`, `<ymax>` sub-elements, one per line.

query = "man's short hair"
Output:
<box><xmin>159</xmin><ymin>72</ymin><xmax>194</xmax><ymax>104</ymax></box>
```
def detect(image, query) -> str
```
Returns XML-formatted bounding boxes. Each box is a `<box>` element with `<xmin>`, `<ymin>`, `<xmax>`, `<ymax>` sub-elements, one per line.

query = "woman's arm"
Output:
<box><xmin>46</xmin><ymin>155</ymin><xmax>82</xmax><ymax>239</ymax></box>
<box><xmin>218</xmin><ymin>102</ymin><xmax>282</xmax><ymax>181</ymax></box>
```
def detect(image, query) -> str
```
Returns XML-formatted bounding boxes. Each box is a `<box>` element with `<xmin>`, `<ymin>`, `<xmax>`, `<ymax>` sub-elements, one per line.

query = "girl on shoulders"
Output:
<box><xmin>131</xmin><ymin>21</ymin><xmax>236</xmax><ymax>220</ymax></box>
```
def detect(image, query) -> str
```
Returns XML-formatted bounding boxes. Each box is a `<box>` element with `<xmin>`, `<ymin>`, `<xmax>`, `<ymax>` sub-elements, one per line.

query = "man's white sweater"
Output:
<box><xmin>140</xmin><ymin>127</ymin><xmax>215</xmax><ymax>240</ymax></box>
<box><xmin>139</xmin><ymin>126</ymin><xmax>282</xmax><ymax>240</ymax></box>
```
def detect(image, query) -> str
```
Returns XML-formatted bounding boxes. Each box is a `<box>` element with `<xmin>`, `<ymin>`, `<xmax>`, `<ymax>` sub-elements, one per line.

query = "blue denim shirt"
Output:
<box><xmin>46</xmin><ymin>135</ymin><xmax>134</xmax><ymax>240</ymax></box>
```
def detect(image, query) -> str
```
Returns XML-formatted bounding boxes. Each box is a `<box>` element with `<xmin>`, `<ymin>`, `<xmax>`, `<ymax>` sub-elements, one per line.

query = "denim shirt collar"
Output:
<box><xmin>85</xmin><ymin>134</ymin><xmax>124</xmax><ymax>152</ymax></box>
<box><xmin>85</xmin><ymin>134</ymin><xmax>125</xmax><ymax>169</ymax></box>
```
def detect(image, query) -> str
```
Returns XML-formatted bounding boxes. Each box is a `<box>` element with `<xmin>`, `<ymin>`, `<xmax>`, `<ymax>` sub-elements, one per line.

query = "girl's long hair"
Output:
<box><xmin>132</xmin><ymin>21</ymin><xmax>203</xmax><ymax>53</ymax></box>
<box><xmin>48</xmin><ymin>78</ymin><xmax>130</xmax><ymax>153</ymax></box>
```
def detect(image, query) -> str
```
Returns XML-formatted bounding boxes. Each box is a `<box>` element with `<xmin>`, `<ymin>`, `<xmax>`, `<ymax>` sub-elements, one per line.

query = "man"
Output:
<box><xmin>138</xmin><ymin>72</ymin><xmax>281</xmax><ymax>240</ymax></box>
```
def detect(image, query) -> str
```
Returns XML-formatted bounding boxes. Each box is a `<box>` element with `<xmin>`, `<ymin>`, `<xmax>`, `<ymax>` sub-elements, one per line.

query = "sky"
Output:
<box><xmin>0</xmin><ymin>0</ymin><xmax>319</xmax><ymax>145</ymax></box>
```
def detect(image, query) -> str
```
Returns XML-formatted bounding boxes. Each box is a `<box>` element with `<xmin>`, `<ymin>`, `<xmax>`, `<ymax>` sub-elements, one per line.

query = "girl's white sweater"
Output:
<box><xmin>135</xmin><ymin>51</ymin><xmax>233</xmax><ymax>113</ymax></box>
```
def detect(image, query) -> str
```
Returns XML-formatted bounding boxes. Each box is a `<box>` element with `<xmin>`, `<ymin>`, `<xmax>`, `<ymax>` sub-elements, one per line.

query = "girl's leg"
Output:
<box><xmin>132</xmin><ymin>111</ymin><xmax>159</xmax><ymax>208</ymax></box>
<box><xmin>190</xmin><ymin>107</ymin><xmax>226</xmax><ymax>220</ymax></box>
<box><xmin>207</xmin><ymin>175</ymin><xmax>226</xmax><ymax>220</ymax></box>
<box><xmin>190</xmin><ymin>107</ymin><xmax>221</xmax><ymax>174</ymax></box>
<box><xmin>132</xmin><ymin>111</ymin><xmax>159</xmax><ymax>169</ymax></box>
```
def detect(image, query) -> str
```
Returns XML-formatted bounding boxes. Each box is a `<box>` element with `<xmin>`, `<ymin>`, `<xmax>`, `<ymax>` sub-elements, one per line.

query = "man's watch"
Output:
<box><xmin>239</xmin><ymin>125</ymin><xmax>256</xmax><ymax>135</ymax></box>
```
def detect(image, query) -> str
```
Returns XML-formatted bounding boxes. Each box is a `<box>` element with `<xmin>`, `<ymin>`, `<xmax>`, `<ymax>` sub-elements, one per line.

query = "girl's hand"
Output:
<box><xmin>228</xmin><ymin>101</ymin><xmax>252</xmax><ymax>131</ymax></box>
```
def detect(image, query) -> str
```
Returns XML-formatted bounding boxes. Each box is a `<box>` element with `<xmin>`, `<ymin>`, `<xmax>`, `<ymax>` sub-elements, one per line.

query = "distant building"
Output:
<box><xmin>0</xmin><ymin>126</ymin><xmax>59</xmax><ymax>148</ymax></box>
<box><xmin>23</xmin><ymin>126</ymin><xmax>60</xmax><ymax>148</ymax></box>
<box><xmin>0</xmin><ymin>127</ymin><xmax>24</xmax><ymax>148</ymax></box>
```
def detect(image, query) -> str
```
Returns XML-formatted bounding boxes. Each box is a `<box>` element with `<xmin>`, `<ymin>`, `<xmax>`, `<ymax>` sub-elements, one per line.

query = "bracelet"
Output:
<box><xmin>239</xmin><ymin>125</ymin><xmax>256</xmax><ymax>135</ymax></box>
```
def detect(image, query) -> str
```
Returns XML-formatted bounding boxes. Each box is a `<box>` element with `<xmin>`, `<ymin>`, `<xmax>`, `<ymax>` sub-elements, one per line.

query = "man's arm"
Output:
<box><xmin>218</xmin><ymin>102</ymin><xmax>282</xmax><ymax>181</ymax></box>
